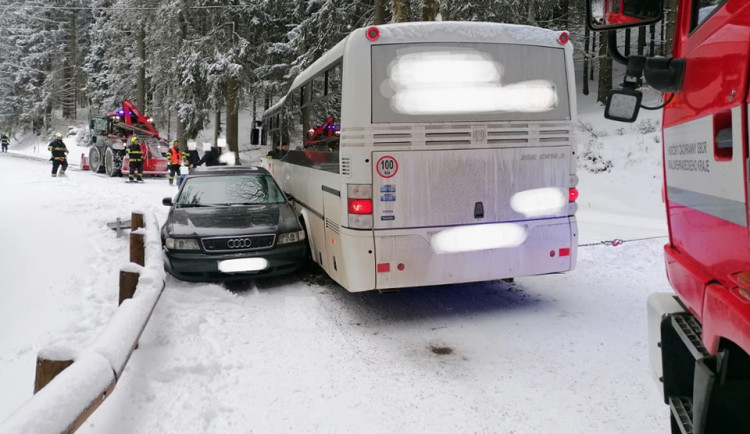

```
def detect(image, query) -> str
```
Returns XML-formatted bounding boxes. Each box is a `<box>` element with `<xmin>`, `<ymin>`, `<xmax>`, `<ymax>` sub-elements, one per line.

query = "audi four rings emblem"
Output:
<box><xmin>227</xmin><ymin>238</ymin><xmax>253</xmax><ymax>248</ymax></box>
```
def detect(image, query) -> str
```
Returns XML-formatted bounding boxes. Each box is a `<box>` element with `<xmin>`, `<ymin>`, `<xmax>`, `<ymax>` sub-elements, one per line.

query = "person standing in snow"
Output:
<box><xmin>1</xmin><ymin>132</ymin><xmax>9</xmax><ymax>152</ymax></box>
<box><xmin>126</xmin><ymin>136</ymin><xmax>145</xmax><ymax>182</ymax></box>
<box><xmin>195</xmin><ymin>147</ymin><xmax>222</xmax><ymax>167</ymax></box>
<box><xmin>182</xmin><ymin>143</ymin><xmax>200</xmax><ymax>169</ymax></box>
<box><xmin>48</xmin><ymin>132</ymin><xmax>69</xmax><ymax>177</ymax></box>
<box><xmin>166</xmin><ymin>140</ymin><xmax>182</xmax><ymax>185</ymax></box>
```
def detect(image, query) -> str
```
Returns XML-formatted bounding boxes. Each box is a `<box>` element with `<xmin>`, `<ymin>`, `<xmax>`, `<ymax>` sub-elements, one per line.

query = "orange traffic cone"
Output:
<box><xmin>81</xmin><ymin>153</ymin><xmax>90</xmax><ymax>170</ymax></box>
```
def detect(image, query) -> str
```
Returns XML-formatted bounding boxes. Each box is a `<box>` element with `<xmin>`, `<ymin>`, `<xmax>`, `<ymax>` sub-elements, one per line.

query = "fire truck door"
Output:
<box><xmin>662</xmin><ymin>3</ymin><xmax>750</xmax><ymax>311</ymax></box>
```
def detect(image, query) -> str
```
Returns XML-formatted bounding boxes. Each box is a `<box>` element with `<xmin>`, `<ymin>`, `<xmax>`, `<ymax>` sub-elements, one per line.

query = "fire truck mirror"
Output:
<box><xmin>604</xmin><ymin>89</ymin><xmax>642</xmax><ymax>123</ymax></box>
<box><xmin>587</xmin><ymin>0</ymin><xmax>664</xmax><ymax>31</ymax></box>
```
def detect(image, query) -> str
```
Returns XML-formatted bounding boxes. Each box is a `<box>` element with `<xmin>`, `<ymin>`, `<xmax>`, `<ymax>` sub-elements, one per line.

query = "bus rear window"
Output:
<box><xmin>371</xmin><ymin>43</ymin><xmax>570</xmax><ymax>123</ymax></box>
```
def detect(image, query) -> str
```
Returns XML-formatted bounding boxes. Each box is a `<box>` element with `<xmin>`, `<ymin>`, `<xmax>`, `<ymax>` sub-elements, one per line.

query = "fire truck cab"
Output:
<box><xmin>588</xmin><ymin>1</ymin><xmax>750</xmax><ymax>433</ymax></box>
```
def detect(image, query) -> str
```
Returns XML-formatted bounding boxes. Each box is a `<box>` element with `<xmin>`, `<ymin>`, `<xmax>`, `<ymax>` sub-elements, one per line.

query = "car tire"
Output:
<box><xmin>89</xmin><ymin>147</ymin><xmax>105</xmax><ymax>173</ymax></box>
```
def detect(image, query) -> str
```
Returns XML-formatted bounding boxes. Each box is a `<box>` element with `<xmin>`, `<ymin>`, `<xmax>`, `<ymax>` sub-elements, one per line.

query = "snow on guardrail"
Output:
<box><xmin>0</xmin><ymin>211</ymin><xmax>166</xmax><ymax>434</ymax></box>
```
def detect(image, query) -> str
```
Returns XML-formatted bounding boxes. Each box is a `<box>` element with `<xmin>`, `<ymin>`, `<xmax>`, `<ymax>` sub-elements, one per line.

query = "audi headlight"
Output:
<box><xmin>277</xmin><ymin>230</ymin><xmax>306</xmax><ymax>245</ymax></box>
<box><xmin>165</xmin><ymin>237</ymin><xmax>201</xmax><ymax>250</ymax></box>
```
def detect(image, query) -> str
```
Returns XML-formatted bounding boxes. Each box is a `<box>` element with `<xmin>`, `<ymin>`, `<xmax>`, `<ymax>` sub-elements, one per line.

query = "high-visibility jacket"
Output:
<box><xmin>167</xmin><ymin>146</ymin><xmax>182</xmax><ymax>165</ymax></box>
<box><xmin>126</xmin><ymin>143</ymin><xmax>144</xmax><ymax>163</ymax></box>
<box><xmin>48</xmin><ymin>139</ymin><xmax>68</xmax><ymax>161</ymax></box>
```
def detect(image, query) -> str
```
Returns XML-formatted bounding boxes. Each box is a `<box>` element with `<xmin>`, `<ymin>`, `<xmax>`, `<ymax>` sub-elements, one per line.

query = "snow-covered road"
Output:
<box><xmin>1</xmin><ymin>143</ymin><xmax>672</xmax><ymax>432</ymax></box>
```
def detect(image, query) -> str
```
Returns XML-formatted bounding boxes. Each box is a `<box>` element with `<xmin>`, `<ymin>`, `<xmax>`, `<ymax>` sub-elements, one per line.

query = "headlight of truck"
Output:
<box><xmin>165</xmin><ymin>237</ymin><xmax>201</xmax><ymax>250</ymax></box>
<box><xmin>277</xmin><ymin>230</ymin><xmax>306</xmax><ymax>245</ymax></box>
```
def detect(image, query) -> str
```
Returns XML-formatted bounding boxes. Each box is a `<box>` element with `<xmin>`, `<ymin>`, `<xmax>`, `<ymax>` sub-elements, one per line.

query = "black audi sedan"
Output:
<box><xmin>160</xmin><ymin>166</ymin><xmax>307</xmax><ymax>282</ymax></box>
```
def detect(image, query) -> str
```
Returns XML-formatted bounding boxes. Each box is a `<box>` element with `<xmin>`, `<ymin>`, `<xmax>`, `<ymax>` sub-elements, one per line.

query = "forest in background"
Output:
<box><xmin>0</xmin><ymin>0</ymin><xmax>678</xmax><ymax>155</ymax></box>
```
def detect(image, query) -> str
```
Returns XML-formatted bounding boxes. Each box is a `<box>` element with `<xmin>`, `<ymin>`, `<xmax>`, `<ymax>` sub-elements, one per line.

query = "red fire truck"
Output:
<box><xmin>588</xmin><ymin>1</ymin><xmax>750</xmax><ymax>433</ymax></box>
<box><xmin>85</xmin><ymin>100</ymin><xmax>168</xmax><ymax>177</ymax></box>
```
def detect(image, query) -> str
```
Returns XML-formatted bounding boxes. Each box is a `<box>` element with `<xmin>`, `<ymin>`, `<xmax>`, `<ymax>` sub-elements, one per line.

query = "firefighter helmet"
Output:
<box><xmin>172</xmin><ymin>140</ymin><xmax>179</xmax><ymax>145</ymax></box>
<box><xmin>131</xmin><ymin>136</ymin><xmax>139</xmax><ymax>143</ymax></box>
<box><xmin>55</xmin><ymin>132</ymin><xmax>62</xmax><ymax>139</ymax></box>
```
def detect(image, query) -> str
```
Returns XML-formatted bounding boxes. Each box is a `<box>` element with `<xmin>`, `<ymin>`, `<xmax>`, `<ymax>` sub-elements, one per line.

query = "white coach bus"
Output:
<box><xmin>260</xmin><ymin>21</ymin><xmax>579</xmax><ymax>292</ymax></box>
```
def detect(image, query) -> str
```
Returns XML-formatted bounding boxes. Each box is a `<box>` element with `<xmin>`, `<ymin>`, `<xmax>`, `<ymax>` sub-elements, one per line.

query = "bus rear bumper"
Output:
<box><xmin>371</xmin><ymin>217</ymin><xmax>577</xmax><ymax>290</ymax></box>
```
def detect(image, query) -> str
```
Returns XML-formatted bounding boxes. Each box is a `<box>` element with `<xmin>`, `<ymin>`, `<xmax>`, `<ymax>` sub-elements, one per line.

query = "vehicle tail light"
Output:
<box><xmin>569</xmin><ymin>188</ymin><xmax>578</xmax><ymax>202</ymax></box>
<box><xmin>347</xmin><ymin>184</ymin><xmax>373</xmax><ymax>229</ymax></box>
<box><xmin>348</xmin><ymin>199</ymin><xmax>372</xmax><ymax>214</ymax></box>
<box><xmin>558</xmin><ymin>32</ymin><xmax>569</xmax><ymax>45</ymax></box>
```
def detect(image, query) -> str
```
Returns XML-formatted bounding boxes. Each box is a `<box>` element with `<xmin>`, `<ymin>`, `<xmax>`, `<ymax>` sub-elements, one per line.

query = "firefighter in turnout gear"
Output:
<box><xmin>48</xmin><ymin>132</ymin><xmax>68</xmax><ymax>177</ymax></box>
<box><xmin>166</xmin><ymin>140</ymin><xmax>182</xmax><ymax>185</ymax></box>
<box><xmin>1</xmin><ymin>132</ymin><xmax>9</xmax><ymax>152</ymax></box>
<box><xmin>126</xmin><ymin>136</ymin><xmax>145</xmax><ymax>182</ymax></box>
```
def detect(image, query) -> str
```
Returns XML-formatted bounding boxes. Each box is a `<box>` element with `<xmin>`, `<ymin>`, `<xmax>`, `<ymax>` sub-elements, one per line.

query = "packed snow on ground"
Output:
<box><xmin>0</xmin><ymin>92</ymin><xmax>673</xmax><ymax>433</ymax></box>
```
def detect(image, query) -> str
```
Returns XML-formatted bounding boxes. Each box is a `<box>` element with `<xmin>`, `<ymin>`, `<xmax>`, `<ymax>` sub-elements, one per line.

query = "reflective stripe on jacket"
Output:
<box><xmin>126</xmin><ymin>144</ymin><xmax>143</xmax><ymax>163</ymax></box>
<box><xmin>48</xmin><ymin>140</ymin><xmax>68</xmax><ymax>160</ymax></box>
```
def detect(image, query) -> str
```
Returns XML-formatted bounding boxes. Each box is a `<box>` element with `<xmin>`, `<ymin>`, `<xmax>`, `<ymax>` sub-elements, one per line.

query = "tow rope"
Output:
<box><xmin>578</xmin><ymin>235</ymin><xmax>667</xmax><ymax>248</ymax></box>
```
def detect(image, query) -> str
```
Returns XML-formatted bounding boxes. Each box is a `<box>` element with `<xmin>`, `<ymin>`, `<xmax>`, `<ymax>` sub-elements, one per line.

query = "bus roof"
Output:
<box><xmin>289</xmin><ymin>21</ymin><xmax>567</xmax><ymax>91</ymax></box>
<box><xmin>266</xmin><ymin>95</ymin><xmax>287</xmax><ymax>116</ymax></box>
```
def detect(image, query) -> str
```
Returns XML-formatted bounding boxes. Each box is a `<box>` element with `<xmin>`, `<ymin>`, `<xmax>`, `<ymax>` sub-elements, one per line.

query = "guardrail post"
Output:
<box><xmin>119</xmin><ymin>270</ymin><xmax>139</xmax><ymax>305</ymax></box>
<box><xmin>130</xmin><ymin>212</ymin><xmax>144</xmax><ymax>230</ymax></box>
<box><xmin>34</xmin><ymin>356</ymin><xmax>73</xmax><ymax>393</ymax></box>
<box><xmin>129</xmin><ymin>233</ymin><xmax>144</xmax><ymax>266</ymax></box>
<box><xmin>129</xmin><ymin>212</ymin><xmax>145</xmax><ymax>266</ymax></box>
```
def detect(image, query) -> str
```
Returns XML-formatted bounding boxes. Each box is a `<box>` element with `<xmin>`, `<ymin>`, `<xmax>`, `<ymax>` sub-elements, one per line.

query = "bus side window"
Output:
<box><xmin>313</xmin><ymin>74</ymin><xmax>324</xmax><ymax>101</ymax></box>
<box><xmin>282</xmin><ymin>60</ymin><xmax>343</xmax><ymax>160</ymax></box>
<box><xmin>713</xmin><ymin>109</ymin><xmax>732</xmax><ymax>161</ymax></box>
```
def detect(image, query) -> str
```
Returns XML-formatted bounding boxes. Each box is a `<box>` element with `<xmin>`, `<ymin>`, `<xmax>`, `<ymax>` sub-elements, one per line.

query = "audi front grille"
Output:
<box><xmin>201</xmin><ymin>234</ymin><xmax>276</xmax><ymax>253</ymax></box>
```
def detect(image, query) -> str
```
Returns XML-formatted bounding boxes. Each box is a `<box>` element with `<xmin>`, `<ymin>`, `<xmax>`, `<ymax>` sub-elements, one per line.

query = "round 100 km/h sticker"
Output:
<box><xmin>376</xmin><ymin>155</ymin><xmax>398</xmax><ymax>178</ymax></box>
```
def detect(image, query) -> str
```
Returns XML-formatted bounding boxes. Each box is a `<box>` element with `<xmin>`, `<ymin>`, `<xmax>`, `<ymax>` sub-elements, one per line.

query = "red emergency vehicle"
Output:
<box><xmin>588</xmin><ymin>1</ymin><xmax>750</xmax><ymax>433</ymax></box>
<box><xmin>603</xmin><ymin>0</ymin><xmax>659</xmax><ymax>25</ymax></box>
<box><xmin>85</xmin><ymin>100</ymin><xmax>168</xmax><ymax>177</ymax></box>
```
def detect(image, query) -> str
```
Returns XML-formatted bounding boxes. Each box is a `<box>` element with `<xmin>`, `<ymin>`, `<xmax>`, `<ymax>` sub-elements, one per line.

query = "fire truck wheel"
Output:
<box><xmin>88</xmin><ymin>147</ymin><xmax>104</xmax><ymax>173</ymax></box>
<box><xmin>105</xmin><ymin>147</ymin><xmax>121</xmax><ymax>177</ymax></box>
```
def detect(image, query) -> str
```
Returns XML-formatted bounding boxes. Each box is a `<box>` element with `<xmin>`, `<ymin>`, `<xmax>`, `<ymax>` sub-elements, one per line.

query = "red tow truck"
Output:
<box><xmin>587</xmin><ymin>1</ymin><xmax>750</xmax><ymax>432</ymax></box>
<box><xmin>85</xmin><ymin>100</ymin><xmax>168</xmax><ymax>177</ymax></box>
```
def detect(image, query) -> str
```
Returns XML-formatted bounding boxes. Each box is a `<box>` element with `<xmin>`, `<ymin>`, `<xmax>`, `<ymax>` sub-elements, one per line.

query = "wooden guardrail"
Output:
<box><xmin>0</xmin><ymin>211</ymin><xmax>166</xmax><ymax>433</ymax></box>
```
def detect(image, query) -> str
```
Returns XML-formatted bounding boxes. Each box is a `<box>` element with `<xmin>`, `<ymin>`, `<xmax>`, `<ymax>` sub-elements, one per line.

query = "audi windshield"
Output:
<box><xmin>177</xmin><ymin>174</ymin><xmax>287</xmax><ymax>207</ymax></box>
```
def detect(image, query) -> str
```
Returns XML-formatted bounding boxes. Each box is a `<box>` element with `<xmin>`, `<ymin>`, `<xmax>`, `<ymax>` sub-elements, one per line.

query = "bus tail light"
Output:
<box><xmin>347</xmin><ymin>184</ymin><xmax>373</xmax><ymax>229</ymax></box>
<box><xmin>557</xmin><ymin>32</ymin><xmax>570</xmax><ymax>45</ymax></box>
<box><xmin>377</xmin><ymin>262</ymin><xmax>405</xmax><ymax>273</ymax></box>
<box><xmin>348</xmin><ymin>199</ymin><xmax>372</xmax><ymax>214</ymax></box>
<box><xmin>569</xmin><ymin>188</ymin><xmax>579</xmax><ymax>202</ymax></box>
<box><xmin>568</xmin><ymin>188</ymin><xmax>579</xmax><ymax>216</ymax></box>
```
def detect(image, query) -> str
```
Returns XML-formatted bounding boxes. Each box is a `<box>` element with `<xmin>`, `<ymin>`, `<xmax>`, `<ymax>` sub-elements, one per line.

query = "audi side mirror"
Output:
<box><xmin>604</xmin><ymin>88</ymin><xmax>643</xmax><ymax>123</ymax></box>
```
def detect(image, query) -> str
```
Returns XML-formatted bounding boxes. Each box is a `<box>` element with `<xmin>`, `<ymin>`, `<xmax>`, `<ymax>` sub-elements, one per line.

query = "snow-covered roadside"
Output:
<box><xmin>1</xmin><ymin>97</ymin><xmax>675</xmax><ymax>433</ymax></box>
